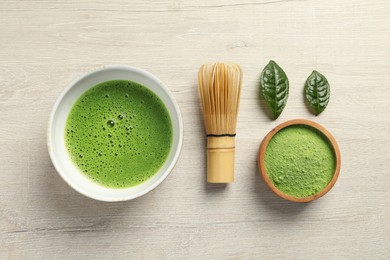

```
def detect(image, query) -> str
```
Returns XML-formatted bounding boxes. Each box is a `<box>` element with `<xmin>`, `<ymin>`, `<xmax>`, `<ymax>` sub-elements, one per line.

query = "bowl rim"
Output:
<box><xmin>47</xmin><ymin>65</ymin><xmax>183</xmax><ymax>202</ymax></box>
<box><xmin>258</xmin><ymin>119</ymin><xmax>341</xmax><ymax>203</ymax></box>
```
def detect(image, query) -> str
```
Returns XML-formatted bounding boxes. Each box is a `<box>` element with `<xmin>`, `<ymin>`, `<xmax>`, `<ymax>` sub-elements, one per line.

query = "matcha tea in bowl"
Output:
<box><xmin>48</xmin><ymin>65</ymin><xmax>183</xmax><ymax>202</ymax></box>
<box><xmin>258</xmin><ymin>119</ymin><xmax>341</xmax><ymax>203</ymax></box>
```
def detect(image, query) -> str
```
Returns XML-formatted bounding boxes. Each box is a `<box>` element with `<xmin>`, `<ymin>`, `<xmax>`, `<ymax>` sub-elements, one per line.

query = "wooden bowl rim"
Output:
<box><xmin>258</xmin><ymin>119</ymin><xmax>341</xmax><ymax>203</ymax></box>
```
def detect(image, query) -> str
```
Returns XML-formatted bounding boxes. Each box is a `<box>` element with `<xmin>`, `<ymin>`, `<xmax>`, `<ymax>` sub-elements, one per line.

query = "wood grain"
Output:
<box><xmin>1</xmin><ymin>0</ymin><xmax>390</xmax><ymax>259</ymax></box>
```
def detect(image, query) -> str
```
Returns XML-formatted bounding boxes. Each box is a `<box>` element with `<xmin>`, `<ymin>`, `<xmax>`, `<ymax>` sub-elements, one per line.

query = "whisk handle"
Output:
<box><xmin>207</xmin><ymin>136</ymin><xmax>235</xmax><ymax>183</ymax></box>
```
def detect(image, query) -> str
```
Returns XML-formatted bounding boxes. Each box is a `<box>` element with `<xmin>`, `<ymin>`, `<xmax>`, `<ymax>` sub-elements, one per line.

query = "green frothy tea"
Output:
<box><xmin>264</xmin><ymin>125</ymin><xmax>335</xmax><ymax>198</ymax></box>
<box><xmin>65</xmin><ymin>80</ymin><xmax>173</xmax><ymax>188</ymax></box>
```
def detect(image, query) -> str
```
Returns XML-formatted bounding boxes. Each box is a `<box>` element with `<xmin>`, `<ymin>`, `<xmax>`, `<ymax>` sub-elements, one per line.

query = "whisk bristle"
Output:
<box><xmin>198</xmin><ymin>63</ymin><xmax>242</xmax><ymax>135</ymax></box>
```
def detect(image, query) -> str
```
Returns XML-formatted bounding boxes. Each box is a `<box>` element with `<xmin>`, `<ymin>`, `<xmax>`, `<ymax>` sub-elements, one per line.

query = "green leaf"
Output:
<box><xmin>260</xmin><ymin>60</ymin><xmax>289</xmax><ymax>119</ymax></box>
<box><xmin>304</xmin><ymin>70</ymin><xmax>330</xmax><ymax>116</ymax></box>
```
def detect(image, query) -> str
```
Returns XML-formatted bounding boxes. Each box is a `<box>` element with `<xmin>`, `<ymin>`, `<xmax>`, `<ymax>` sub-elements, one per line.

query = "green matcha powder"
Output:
<box><xmin>264</xmin><ymin>125</ymin><xmax>336</xmax><ymax>198</ymax></box>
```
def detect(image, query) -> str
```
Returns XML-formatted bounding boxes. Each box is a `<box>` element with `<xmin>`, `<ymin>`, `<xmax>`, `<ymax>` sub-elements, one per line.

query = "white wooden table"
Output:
<box><xmin>1</xmin><ymin>0</ymin><xmax>389</xmax><ymax>259</ymax></box>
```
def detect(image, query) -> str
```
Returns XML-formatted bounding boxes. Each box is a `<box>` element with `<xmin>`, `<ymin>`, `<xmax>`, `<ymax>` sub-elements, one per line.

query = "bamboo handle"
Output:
<box><xmin>207</xmin><ymin>136</ymin><xmax>235</xmax><ymax>183</ymax></box>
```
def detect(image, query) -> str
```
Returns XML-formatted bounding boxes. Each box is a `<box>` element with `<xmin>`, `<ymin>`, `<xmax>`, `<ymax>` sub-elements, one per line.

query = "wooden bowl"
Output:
<box><xmin>258</xmin><ymin>119</ymin><xmax>341</xmax><ymax>203</ymax></box>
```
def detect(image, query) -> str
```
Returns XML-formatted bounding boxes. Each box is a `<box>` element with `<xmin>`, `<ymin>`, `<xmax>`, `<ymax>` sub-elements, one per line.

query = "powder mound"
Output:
<box><xmin>264</xmin><ymin>125</ymin><xmax>336</xmax><ymax>198</ymax></box>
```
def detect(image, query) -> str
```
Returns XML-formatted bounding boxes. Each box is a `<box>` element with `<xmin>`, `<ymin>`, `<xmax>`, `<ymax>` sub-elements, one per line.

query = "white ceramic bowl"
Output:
<box><xmin>48</xmin><ymin>65</ymin><xmax>183</xmax><ymax>202</ymax></box>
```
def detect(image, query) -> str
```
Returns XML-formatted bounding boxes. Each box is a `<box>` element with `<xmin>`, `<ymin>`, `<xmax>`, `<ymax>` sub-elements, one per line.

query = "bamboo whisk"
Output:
<box><xmin>198</xmin><ymin>63</ymin><xmax>242</xmax><ymax>183</ymax></box>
